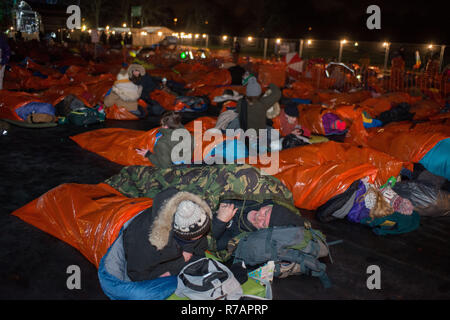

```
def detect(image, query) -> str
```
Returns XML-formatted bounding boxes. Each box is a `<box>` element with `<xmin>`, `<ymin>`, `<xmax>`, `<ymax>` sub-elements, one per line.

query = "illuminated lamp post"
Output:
<box><xmin>338</xmin><ymin>39</ymin><xmax>347</xmax><ymax>62</ymax></box>
<box><xmin>382</xmin><ymin>42</ymin><xmax>390</xmax><ymax>74</ymax></box>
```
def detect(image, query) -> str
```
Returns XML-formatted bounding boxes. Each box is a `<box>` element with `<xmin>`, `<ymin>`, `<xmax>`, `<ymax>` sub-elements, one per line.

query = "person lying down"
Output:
<box><xmin>123</xmin><ymin>187</ymin><xmax>328</xmax><ymax>282</ymax></box>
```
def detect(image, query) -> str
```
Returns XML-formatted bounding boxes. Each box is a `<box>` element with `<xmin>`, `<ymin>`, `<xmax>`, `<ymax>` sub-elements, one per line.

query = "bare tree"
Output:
<box><xmin>80</xmin><ymin>0</ymin><xmax>102</xmax><ymax>28</ymax></box>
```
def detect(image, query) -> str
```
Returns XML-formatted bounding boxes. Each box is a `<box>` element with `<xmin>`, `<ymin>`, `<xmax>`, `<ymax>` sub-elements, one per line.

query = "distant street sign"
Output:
<box><xmin>131</xmin><ymin>6</ymin><xmax>142</xmax><ymax>17</ymax></box>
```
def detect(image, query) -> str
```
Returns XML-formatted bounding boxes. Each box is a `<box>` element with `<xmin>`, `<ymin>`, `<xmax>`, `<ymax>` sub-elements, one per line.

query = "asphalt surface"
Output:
<box><xmin>1</xmin><ymin>112</ymin><xmax>449</xmax><ymax>300</ymax></box>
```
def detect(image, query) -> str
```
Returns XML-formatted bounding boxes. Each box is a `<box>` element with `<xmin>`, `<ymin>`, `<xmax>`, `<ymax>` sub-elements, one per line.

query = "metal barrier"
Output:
<box><xmin>167</xmin><ymin>33</ymin><xmax>450</xmax><ymax>98</ymax></box>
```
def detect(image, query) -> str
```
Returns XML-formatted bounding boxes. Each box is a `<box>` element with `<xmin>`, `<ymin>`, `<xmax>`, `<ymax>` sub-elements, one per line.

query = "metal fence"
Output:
<box><xmin>176</xmin><ymin>34</ymin><xmax>449</xmax><ymax>73</ymax></box>
<box><xmin>174</xmin><ymin>33</ymin><xmax>449</xmax><ymax>97</ymax></box>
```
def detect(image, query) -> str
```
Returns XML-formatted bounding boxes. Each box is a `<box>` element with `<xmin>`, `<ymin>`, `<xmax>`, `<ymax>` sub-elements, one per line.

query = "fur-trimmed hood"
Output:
<box><xmin>149</xmin><ymin>189</ymin><xmax>212</xmax><ymax>250</ymax></box>
<box><xmin>127</xmin><ymin>63</ymin><xmax>146</xmax><ymax>79</ymax></box>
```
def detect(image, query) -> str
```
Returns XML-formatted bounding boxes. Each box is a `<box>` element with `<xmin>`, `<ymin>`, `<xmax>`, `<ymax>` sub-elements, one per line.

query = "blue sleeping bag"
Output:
<box><xmin>419</xmin><ymin>138</ymin><xmax>450</xmax><ymax>180</ymax></box>
<box><xmin>98</xmin><ymin>212</ymin><xmax>177</xmax><ymax>300</ymax></box>
<box><xmin>15</xmin><ymin>102</ymin><xmax>55</xmax><ymax>121</ymax></box>
<box><xmin>204</xmin><ymin>139</ymin><xmax>249</xmax><ymax>164</ymax></box>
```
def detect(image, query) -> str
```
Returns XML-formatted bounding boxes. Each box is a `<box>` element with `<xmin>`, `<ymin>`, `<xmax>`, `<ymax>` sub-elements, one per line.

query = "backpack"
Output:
<box><xmin>281</xmin><ymin>134</ymin><xmax>310</xmax><ymax>150</ymax></box>
<box><xmin>238</xmin><ymin>99</ymin><xmax>249</xmax><ymax>131</ymax></box>
<box><xmin>67</xmin><ymin>107</ymin><xmax>104</xmax><ymax>126</ymax></box>
<box><xmin>175</xmin><ymin>258</ymin><xmax>244</xmax><ymax>300</ymax></box>
<box><xmin>55</xmin><ymin>94</ymin><xmax>85</xmax><ymax>117</ymax></box>
<box><xmin>231</xmin><ymin>225</ymin><xmax>332</xmax><ymax>288</ymax></box>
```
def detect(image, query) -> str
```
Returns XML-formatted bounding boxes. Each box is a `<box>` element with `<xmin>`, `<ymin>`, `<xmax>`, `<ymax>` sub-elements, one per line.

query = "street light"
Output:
<box><xmin>307</xmin><ymin>39</ymin><xmax>312</xmax><ymax>45</ymax></box>
<box><xmin>382</xmin><ymin>42</ymin><xmax>391</xmax><ymax>74</ymax></box>
<box><xmin>222</xmin><ymin>35</ymin><xmax>228</xmax><ymax>41</ymax></box>
<box><xmin>338</xmin><ymin>39</ymin><xmax>347</xmax><ymax>62</ymax></box>
<box><xmin>247</xmin><ymin>36</ymin><xmax>253</xmax><ymax>42</ymax></box>
<box><xmin>276</xmin><ymin>38</ymin><xmax>281</xmax><ymax>44</ymax></box>
<box><xmin>354</xmin><ymin>42</ymin><xmax>359</xmax><ymax>46</ymax></box>
<box><xmin>122</xmin><ymin>23</ymin><xmax>127</xmax><ymax>27</ymax></box>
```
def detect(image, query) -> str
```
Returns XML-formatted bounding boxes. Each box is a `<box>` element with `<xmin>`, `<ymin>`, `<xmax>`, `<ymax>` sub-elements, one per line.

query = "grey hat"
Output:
<box><xmin>246</xmin><ymin>77</ymin><xmax>262</xmax><ymax>97</ymax></box>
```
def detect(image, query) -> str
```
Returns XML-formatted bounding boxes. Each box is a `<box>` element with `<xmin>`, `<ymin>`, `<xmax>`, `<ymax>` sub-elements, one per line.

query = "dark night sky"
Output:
<box><xmin>170</xmin><ymin>0</ymin><xmax>449</xmax><ymax>44</ymax></box>
<box><xmin>27</xmin><ymin>0</ymin><xmax>449</xmax><ymax>44</ymax></box>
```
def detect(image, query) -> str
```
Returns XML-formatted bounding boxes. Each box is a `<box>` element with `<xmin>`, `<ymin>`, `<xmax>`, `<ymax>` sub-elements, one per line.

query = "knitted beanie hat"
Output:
<box><xmin>284</xmin><ymin>104</ymin><xmax>299</xmax><ymax>118</ymax></box>
<box><xmin>173</xmin><ymin>200</ymin><xmax>210</xmax><ymax>240</ymax></box>
<box><xmin>246</xmin><ymin>77</ymin><xmax>262</xmax><ymax>97</ymax></box>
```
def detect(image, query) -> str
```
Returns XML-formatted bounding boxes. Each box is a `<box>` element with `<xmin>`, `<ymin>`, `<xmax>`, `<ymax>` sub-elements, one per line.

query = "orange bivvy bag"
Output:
<box><xmin>12</xmin><ymin>183</ymin><xmax>153</xmax><ymax>267</ymax></box>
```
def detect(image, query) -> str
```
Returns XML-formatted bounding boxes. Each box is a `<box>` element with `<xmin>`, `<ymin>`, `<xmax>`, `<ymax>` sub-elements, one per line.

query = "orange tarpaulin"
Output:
<box><xmin>71</xmin><ymin>127</ymin><xmax>159</xmax><ymax>166</ymax></box>
<box><xmin>258</xmin><ymin>63</ymin><xmax>286</xmax><ymax>88</ymax></box>
<box><xmin>410</xmin><ymin>100</ymin><xmax>443</xmax><ymax>121</ymax></box>
<box><xmin>186</xmin><ymin>69</ymin><xmax>232</xmax><ymax>89</ymax></box>
<box><xmin>359</xmin><ymin>92</ymin><xmax>418</xmax><ymax>118</ymax></box>
<box><xmin>365</xmin><ymin>122</ymin><xmax>450</xmax><ymax>163</ymax></box>
<box><xmin>276</xmin><ymin>162</ymin><xmax>378</xmax><ymax>210</ymax></box>
<box><xmin>311</xmin><ymin>90</ymin><xmax>372</xmax><ymax>106</ymax></box>
<box><xmin>296</xmin><ymin>104</ymin><xmax>330</xmax><ymax>135</ymax></box>
<box><xmin>282</xmin><ymin>81</ymin><xmax>315</xmax><ymax>99</ymax></box>
<box><xmin>38</xmin><ymin>77</ymin><xmax>114</xmax><ymax>107</ymax></box>
<box><xmin>254</xmin><ymin>141</ymin><xmax>405</xmax><ymax>184</ymax></box>
<box><xmin>105</xmin><ymin>105</ymin><xmax>139</xmax><ymax>120</ymax></box>
<box><xmin>0</xmin><ymin>91</ymin><xmax>46</xmax><ymax>121</ymax></box>
<box><xmin>187</xmin><ymin>85</ymin><xmax>246</xmax><ymax>105</ymax></box>
<box><xmin>70</xmin><ymin>117</ymin><xmax>218</xmax><ymax>166</ymax></box>
<box><xmin>12</xmin><ymin>183</ymin><xmax>153</xmax><ymax>267</ymax></box>
<box><xmin>250</xmin><ymin>141</ymin><xmax>404</xmax><ymax>209</ymax></box>
<box><xmin>150</xmin><ymin>89</ymin><xmax>177</xmax><ymax>110</ymax></box>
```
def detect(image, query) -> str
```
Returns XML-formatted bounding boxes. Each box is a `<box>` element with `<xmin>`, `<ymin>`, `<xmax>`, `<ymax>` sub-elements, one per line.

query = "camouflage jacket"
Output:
<box><xmin>105</xmin><ymin>163</ymin><xmax>301</xmax><ymax>258</ymax></box>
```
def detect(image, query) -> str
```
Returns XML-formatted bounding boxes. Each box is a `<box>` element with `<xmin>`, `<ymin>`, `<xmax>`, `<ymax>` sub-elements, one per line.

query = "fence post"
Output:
<box><xmin>263</xmin><ymin>38</ymin><xmax>268</xmax><ymax>60</ymax></box>
<box><xmin>383</xmin><ymin>43</ymin><xmax>390</xmax><ymax>75</ymax></box>
<box><xmin>338</xmin><ymin>41</ymin><xmax>343</xmax><ymax>62</ymax></box>
<box><xmin>439</xmin><ymin>45</ymin><xmax>446</xmax><ymax>72</ymax></box>
<box><xmin>299</xmin><ymin>39</ymin><xmax>304</xmax><ymax>58</ymax></box>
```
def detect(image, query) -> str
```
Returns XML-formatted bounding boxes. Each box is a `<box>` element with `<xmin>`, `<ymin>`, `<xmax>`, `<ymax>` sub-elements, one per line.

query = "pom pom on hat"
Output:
<box><xmin>173</xmin><ymin>200</ymin><xmax>210</xmax><ymax>240</ymax></box>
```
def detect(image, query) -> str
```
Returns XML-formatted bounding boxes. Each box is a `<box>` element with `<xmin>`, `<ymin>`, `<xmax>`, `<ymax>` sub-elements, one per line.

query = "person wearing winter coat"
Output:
<box><xmin>136</xmin><ymin>111</ymin><xmax>193</xmax><ymax>168</ymax></box>
<box><xmin>273</xmin><ymin>103</ymin><xmax>312</xmax><ymax>138</ymax></box>
<box><xmin>104</xmin><ymin>64</ymin><xmax>143</xmax><ymax>112</ymax></box>
<box><xmin>0</xmin><ymin>35</ymin><xmax>11</xmax><ymax>90</ymax></box>
<box><xmin>123</xmin><ymin>187</ymin><xmax>212</xmax><ymax>281</ymax></box>
<box><xmin>234</xmin><ymin>77</ymin><xmax>281</xmax><ymax>132</ymax></box>
<box><xmin>129</xmin><ymin>63</ymin><xmax>160</xmax><ymax>102</ymax></box>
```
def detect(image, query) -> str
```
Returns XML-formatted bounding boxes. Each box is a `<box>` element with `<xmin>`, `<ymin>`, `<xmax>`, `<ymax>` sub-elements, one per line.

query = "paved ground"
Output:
<box><xmin>1</xmin><ymin>113</ymin><xmax>449</xmax><ymax>300</ymax></box>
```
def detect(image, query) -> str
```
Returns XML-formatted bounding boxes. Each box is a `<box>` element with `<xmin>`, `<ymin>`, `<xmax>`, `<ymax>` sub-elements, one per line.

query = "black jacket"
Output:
<box><xmin>212</xmin><ymin>199</ymin><xmax>306</xmax><ymax>251</ymax></box>
<box><xmin>123</xmin><ymin>188</ymin><xmax>211</xmax><ymax>281</ymax></box>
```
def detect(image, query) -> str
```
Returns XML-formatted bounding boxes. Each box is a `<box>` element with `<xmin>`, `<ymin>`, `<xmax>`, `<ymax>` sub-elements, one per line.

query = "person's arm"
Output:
<box><xmin>212</xmin><ymin>203</ymin><xmax>238</xmax><ymax>240</ymax></box>
<box><xmin>148</xmin><ymin>142</ymin><xmax>172</xmax><ymax>167</ymax></box>
<box><xmin>260</xmin><ymin>83</ymin><xmax>281</xmax><ymax>110</ymax></box>
<box><xmin>1</xmin><ymin>39</ymin><xmax>11</xmax><ymax>65</ymax></box>
<box><xmin>211</xmin><ymin>216</ymin><xmax>228</xmax><ymax>240</ymax></box>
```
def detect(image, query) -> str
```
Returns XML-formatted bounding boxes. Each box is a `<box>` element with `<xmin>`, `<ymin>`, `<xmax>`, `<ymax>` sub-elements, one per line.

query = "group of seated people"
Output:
<box><xmin>129</xmin><ymin>62</ymin><xmax>319</xmax><ymax>167</ymax></box>
<box><xmin>103</xmin><ymin>63</ymin><xmax>177</xmax><ymax>118</ymax></box>
<box><xmin>122</xmin><ymin>64</ymin><xmax>334</xmax><ymax>283</ymax></box>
